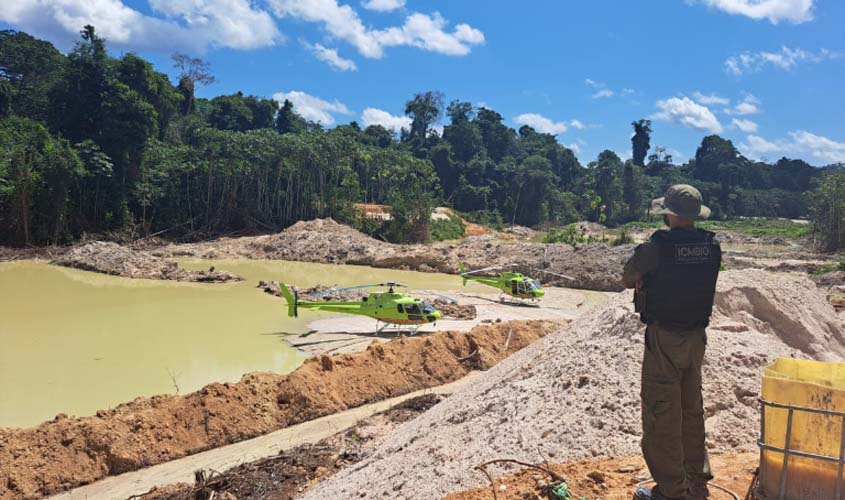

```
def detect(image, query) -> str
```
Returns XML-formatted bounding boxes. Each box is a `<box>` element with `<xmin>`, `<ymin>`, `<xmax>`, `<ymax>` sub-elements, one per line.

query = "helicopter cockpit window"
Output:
<box><xmin>404</xmin><ymin>303</ymin><xmax>421</xmax><ymax>315</ymax></box>
<box><xmin>526</xmin><ymin>280</ymin><xmax>540</xmax><ymax>291</ymax></box>
<box><xmin>397</xmin><ymin>304</ymin><xmax>404</xmax><ymax>313</ymax></box>
<box><xmin>517</xmin><ymin>281</ymin><xmax>527</xmax><ymax>293</ymax></box>
<box><xmin>421</xmin><ymin>301</ymin><xmax>435</xmax><ymax>314</ymax></box>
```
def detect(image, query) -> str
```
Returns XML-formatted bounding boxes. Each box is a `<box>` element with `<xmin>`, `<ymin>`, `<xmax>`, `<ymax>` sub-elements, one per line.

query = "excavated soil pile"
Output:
<box><xmin>302</xmin><ymin>270</ymin><xmax>845</xmax><ymax>500</ymax></box>
<box><xmin>0</xmin><ymin>321</ymin><xmax>554</xmax><ymax>500</ymax></box>
<box><xmin>162</xmin><ymin>219</ymin><xmax>632</xmax><ymax>291</ymax></box>
<box><xmin>141</xmin><ymin>394</ymin><xmax>446</xmax><ymax>500</ymax></box>
<box><xmin>445</xmin><ymin>452</ymin><xmax>757</xmax><ymax>500</ymax></box>
<box><xmin>52</xmin><ymin>242</ymin><xmax>242</xmax><ymax>282</ymax></box>
<box><xmin>434</xmin><ymin>298</ymin><xmax>477</xmax><ymax>320</ymax></box>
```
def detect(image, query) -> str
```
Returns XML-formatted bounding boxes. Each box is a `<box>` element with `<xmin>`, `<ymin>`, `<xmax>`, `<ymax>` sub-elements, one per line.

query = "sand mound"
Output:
<box><xmin>0</xmin><ymin>321</ymin><xmax>554</xmax><ymax>500</ymax></box>
<box><xmin>302</xmin><ymin>270</ymin><xmax>845</xmax><ymax>500</ymax></box>
<box><xmin>52</xmin><ymin>241</ymin><xmax>242</xmax><ymax>282</ymax></box>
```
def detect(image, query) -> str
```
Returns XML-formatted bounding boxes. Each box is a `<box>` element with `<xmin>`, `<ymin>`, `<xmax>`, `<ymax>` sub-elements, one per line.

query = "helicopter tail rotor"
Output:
<box><xmin>279</xmin><ymin>282</ymin><xmax>299</xmax><ymax>318</ymax></box>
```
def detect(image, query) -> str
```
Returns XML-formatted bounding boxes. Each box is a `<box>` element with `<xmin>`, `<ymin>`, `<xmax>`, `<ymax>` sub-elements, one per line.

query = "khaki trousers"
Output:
<box><xmin>641</xmin><ymin>322</ymin><xmax>713</xmax><ymax>499</ymax></box>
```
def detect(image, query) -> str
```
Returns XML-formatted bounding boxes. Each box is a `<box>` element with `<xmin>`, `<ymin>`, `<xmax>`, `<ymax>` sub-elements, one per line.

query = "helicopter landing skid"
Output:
<box><xmin>375</xmin><ymin>320</ymin><xmax>425</xmax><ymax>337</ymax></box>
<box><xmin>498</xmin><ymin>293</ymin><xmax>541</xmax><ymax>307</ymax></box>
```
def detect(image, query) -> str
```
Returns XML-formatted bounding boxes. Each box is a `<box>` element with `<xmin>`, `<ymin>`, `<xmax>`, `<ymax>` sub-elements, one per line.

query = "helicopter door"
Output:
<box><xmin>404</xmin><ymin>303</ymin><xmax>423</xmax><ymax>322</ymax></box>
<box><xmin>397</xmin><ymin>304</ymin><xmax>404</xmax><ymax>313</ymax></box>
<box><xmin>517</xmin><ymin>281</ymin><xmax>527</xmax><ymax>295</ymax></box>
<box><xmin>511</xmin><ymin>280</ymin><xmax>518</xmax><ymax>294</ymax></box>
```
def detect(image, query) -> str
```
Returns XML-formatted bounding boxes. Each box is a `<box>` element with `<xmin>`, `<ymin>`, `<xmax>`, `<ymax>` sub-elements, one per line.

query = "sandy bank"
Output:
<box><xmin>300</xmin><ymin>270</ymin><xmax>845</xmax><ymax>499</ymax></box>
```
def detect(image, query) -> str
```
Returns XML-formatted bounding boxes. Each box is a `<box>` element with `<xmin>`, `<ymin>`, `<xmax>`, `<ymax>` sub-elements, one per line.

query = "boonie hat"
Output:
<box><xmin>651</xmin><ymin>184</ymin><xmax>711</xmax><ymax>220</ymax></box>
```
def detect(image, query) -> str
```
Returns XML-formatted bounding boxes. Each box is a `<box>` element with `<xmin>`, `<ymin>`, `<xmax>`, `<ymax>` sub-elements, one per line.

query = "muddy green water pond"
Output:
<box><xmin>0</xmin><ymin>259</ymin><xmax>461</xmax><ymax>428</ymax></box>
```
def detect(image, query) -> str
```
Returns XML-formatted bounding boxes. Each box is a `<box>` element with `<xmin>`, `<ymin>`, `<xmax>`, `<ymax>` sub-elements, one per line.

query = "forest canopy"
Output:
<box><xmin>1</xmin><ymin>27</ymin><xmax>842</xmax><ymax>246</ymax></box>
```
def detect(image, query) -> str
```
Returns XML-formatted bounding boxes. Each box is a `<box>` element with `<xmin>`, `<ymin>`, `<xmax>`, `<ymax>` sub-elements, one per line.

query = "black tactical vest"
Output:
<box><xmin>639</xmin><ymin>228</ymin><xmax>722</xmax><ymax>329</ymax></box>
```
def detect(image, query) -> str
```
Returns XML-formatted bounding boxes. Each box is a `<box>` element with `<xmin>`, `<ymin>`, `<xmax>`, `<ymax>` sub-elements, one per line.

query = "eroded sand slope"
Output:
<box><xmin>302</xmin><ymin>270</ymin><xmax>845</xmax><ymax>500</ymax></box>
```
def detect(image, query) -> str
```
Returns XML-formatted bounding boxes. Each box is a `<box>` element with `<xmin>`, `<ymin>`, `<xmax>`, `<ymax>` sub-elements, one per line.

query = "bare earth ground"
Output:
<box><xmin>300</xmin><ymin>271</ymin><xmax>844</xmax><ymax>499</ymax></box>
<box><xmin>3</xmin><ymin>220</ymin><xmax>844</xmax><ymax>500</ymax></box>
<box><xmin>445</xmin><ymin>452</ymin><xmax>758</xmax><ymax>500</ymax></box>
<box><xmin>0</xmin><ymin>321</ymin><xmax>555</xmax><ymax>500</ymax></box>
<box><xmin>136</xmin><ymin>393</ymin><xmax>448</xmax><ymax>500</ymax></box>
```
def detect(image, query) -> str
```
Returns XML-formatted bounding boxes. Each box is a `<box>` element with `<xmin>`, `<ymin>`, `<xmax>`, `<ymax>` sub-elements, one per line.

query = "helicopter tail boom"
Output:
<box><xmin>279</xmin><ymin>282</ymin><xmax>298</xmax><ymax>318</ymax></box>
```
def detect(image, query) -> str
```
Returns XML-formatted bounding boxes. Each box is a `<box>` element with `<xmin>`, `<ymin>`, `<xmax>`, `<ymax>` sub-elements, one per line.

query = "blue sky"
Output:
<box><xmin>2</xmin><ymin>0</ymin><xmax>843</xmax><ymax>165</ymax></box>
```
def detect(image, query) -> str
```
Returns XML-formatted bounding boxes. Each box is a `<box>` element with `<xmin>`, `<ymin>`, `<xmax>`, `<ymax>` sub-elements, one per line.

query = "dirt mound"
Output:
<box><xmin>301</xmin><ymin>270</ymin><xmax>844</xmax><ymax>500</ymax></box>
<box><xmin>0</xmin><ymin>321</ymin><xmax>554</xmax><ymax>500</ymax></box>
<box><xmin>158</xmin><ymin>219</ymin><xmax>629</xmax><ymax>291</ymax></box>
<box><xmin>141</xmin><ymin>394</ymin><xmax>445</xmax><ymax>500</ymax></box>
<box><xmin>52</xmin><ymin>241</ymin><xmax>242</xmax><ymax>282</ymax></box>
<box><xmin>434</xmin><ymin>299</ymin><xmax>477</xmax><ymax>320</ymax></box>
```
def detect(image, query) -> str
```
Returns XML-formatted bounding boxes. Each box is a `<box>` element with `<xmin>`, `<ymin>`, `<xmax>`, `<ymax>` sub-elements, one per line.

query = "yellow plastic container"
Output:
<box><xmin>760</xmin><ymin>358</ymin><xmax>845</xmax><ymax>500</ymax></box>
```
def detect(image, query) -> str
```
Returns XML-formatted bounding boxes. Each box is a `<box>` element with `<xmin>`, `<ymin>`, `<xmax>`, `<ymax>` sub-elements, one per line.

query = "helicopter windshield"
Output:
<box><xmin>526</xmin><ymin>280</ymin><xmax>541</xmax><ymax>291</ymax></box>
<box><xmin>421</xmin><ymin>301</ymin><xmax>435</xmax><ymax>314</ymax></box>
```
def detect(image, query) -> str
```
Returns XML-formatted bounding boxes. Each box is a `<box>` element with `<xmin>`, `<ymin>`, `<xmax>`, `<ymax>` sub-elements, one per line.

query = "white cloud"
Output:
<box><xmin>725</xmin><ymin>93</ymin><xmax>761</xmax><ymax>115</ymax></box>
<box><xmin>268</xmin><ymin>0</ymin><xmax>483</xmax><ymax>58</ymax></box>
<box><xmin>361</xmin><ymin>107</ymin><xmax>411</xmax><ymax>132</ymax></box>
<box><xmin>731</xmin><ymin>118</ymin><xmax>759</xmax><ymax>133</ymax></box>
<box><xmin>305</xmin><ymin>42</ymin><xmax>358</xmax><ymax>71</ymax></box>
<box><xmin>374</xmin><ymin>12</ymin><xmax>485</xmax><ymax>56</ymax></box>
<box><xmin>725</xmin><ymin>46</ymin><xmax>838</xmax><ymax>75</ymax></box>
<box><xmin>272</xmin><ymin>90</ymin><xmax>352</xmax><ymax>125</ymax></box>
<box><xmin>650</xmin><ymin>96</ymin><xmax>723</xmax><ymax>134</ymax></box>
<box><xmin>584</xmin><ymin>78</ymin><xmax>634</xmax><ymax>100</ymax></box>
<box><xmin>692</xmin><ymin>91</ymin><xmax>730</xmax><ymax>106</ymax></box>
<box><xmin>740</xmin><ymin>131</ymin><xmax>845</xmax><ymax>163</ymax></box>
<box><xmin>565</xmin><ymin>143</ymin><xmax>581</xmax><ymax>154</ymax></box>
<box><xmin>514</xmin><ymin>113</ymin><xmax>568</xmax><ymax>135</ymax></box>
<box><xmin>699</xmin><ymin>0</ymin><xmax>814</xmax><ymax>24</ymax></box>
<box><xmin>569</xmin><ymin>119</ymin><xmax>586</xmax><ymax>130</ymax></box>
<box><xmin>0</xmin><ymin>0</ymin><xmax>281</xmax><ymax>52</ymax></box>
<box><xmin>361</xmin><ymin>0</ymin><xmax>404</xmax><ymax>12</ymax></box>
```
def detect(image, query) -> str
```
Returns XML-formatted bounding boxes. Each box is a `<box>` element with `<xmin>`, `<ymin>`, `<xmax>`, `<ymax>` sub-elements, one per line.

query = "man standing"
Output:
<box><xmin>623</xmin><ymin>185</ymin><xmax>722</xmax><ymax>500</ymax></box>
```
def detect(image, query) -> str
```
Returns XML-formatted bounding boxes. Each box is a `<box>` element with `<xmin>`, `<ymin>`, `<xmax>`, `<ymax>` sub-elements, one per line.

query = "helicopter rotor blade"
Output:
<box><xmin>305</xmin><ymin>282</ymin><xmax>407</xmax><ymax>298</ymax></box>
<box><xmin>532</xmin><ymin>269</ymin><xmax>576</xmax><ymax>281</ymax></box>
<box><xmin>414</xmin><ymin>290</ymin><xmax>458</xmax><ymax>304</ymax></box>
<box><xmin>306</xmin><ymin>284</ymin><xmax>378</xmax><ymax>298</ymax></box>
<box><xmin>460</xmin><ymin>265</ymin><xmax>504</xmax><ymax>276</ymax></box>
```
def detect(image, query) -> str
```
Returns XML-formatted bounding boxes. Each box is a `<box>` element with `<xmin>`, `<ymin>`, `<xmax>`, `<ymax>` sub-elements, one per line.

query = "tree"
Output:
<box><xmin>404</xmin><ymin>91</ymin><xmax>443</xmax><ymax>142</ymax></box>
<box><xmin>363</xmin><ymin>124</ymin><xmax>393</xmax><ymax>147</ymax></box>
<box><xmin>274</xmin><ymin>99</ymin><xmax>305</xmax><ymax>134</ymax></box>
<box><xmin>0</xmin><ymin>30</ymin><xmax>66</xmax><ymax>121</ymax></box>
<box><xmin>591</xmin><ymin>150</ymin><xmax>624</xmax><ymax>223</ymax></box>
<box><xmin>631</xmin><ymin>119</ymin><xmax>651</xmax><ymax>166</ymax></box>
<box><xmin>475</xmin><ymin>107</ymin><xmax>515</xmax><ymax>162</ymax></box>
<box><xmin>693</xmin><ymin>135</ymin><xmax>741</xmax><ymax>183</ymax></box>
<box><xmin>446</xmin><ymin>100</ymin><xmax>474</xmax><ymax>123</ymax></box>
<box><xmin>171</xmin><ymin>52</ymin><xmax>215</xmax><ymax>116</ymax></box>
<box><xmin>171</xmin><ymin>52</ymin><xmax>216</xmax><ymax>87</ymax></box>
<box><xmin>623</xmin><ymin>160</ymin><xmax>644</xmax><ymax>221</ymax></box>
<box><xmin>116</xmin><ymin>53</ymin><xmax>181</xmax><ymax>137</ymax></box>
<box><xmin>809</xmin><ymin>172</ymin><xmax>845</xmax><ymax>251</ymax></box>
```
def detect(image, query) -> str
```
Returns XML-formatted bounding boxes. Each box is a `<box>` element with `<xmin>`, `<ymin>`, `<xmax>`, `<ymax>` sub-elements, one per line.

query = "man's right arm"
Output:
<box><xmin>622</xmin><ymin>242</ymin><xmax>659</xmax><ymax>289</ymax></box>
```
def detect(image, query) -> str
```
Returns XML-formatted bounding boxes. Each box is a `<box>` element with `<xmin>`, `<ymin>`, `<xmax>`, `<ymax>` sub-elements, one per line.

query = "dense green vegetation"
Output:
<box><xmin>1</xmin><ymin>27</ymin><xmax>843</xmax><ymax>247</ymax></box>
